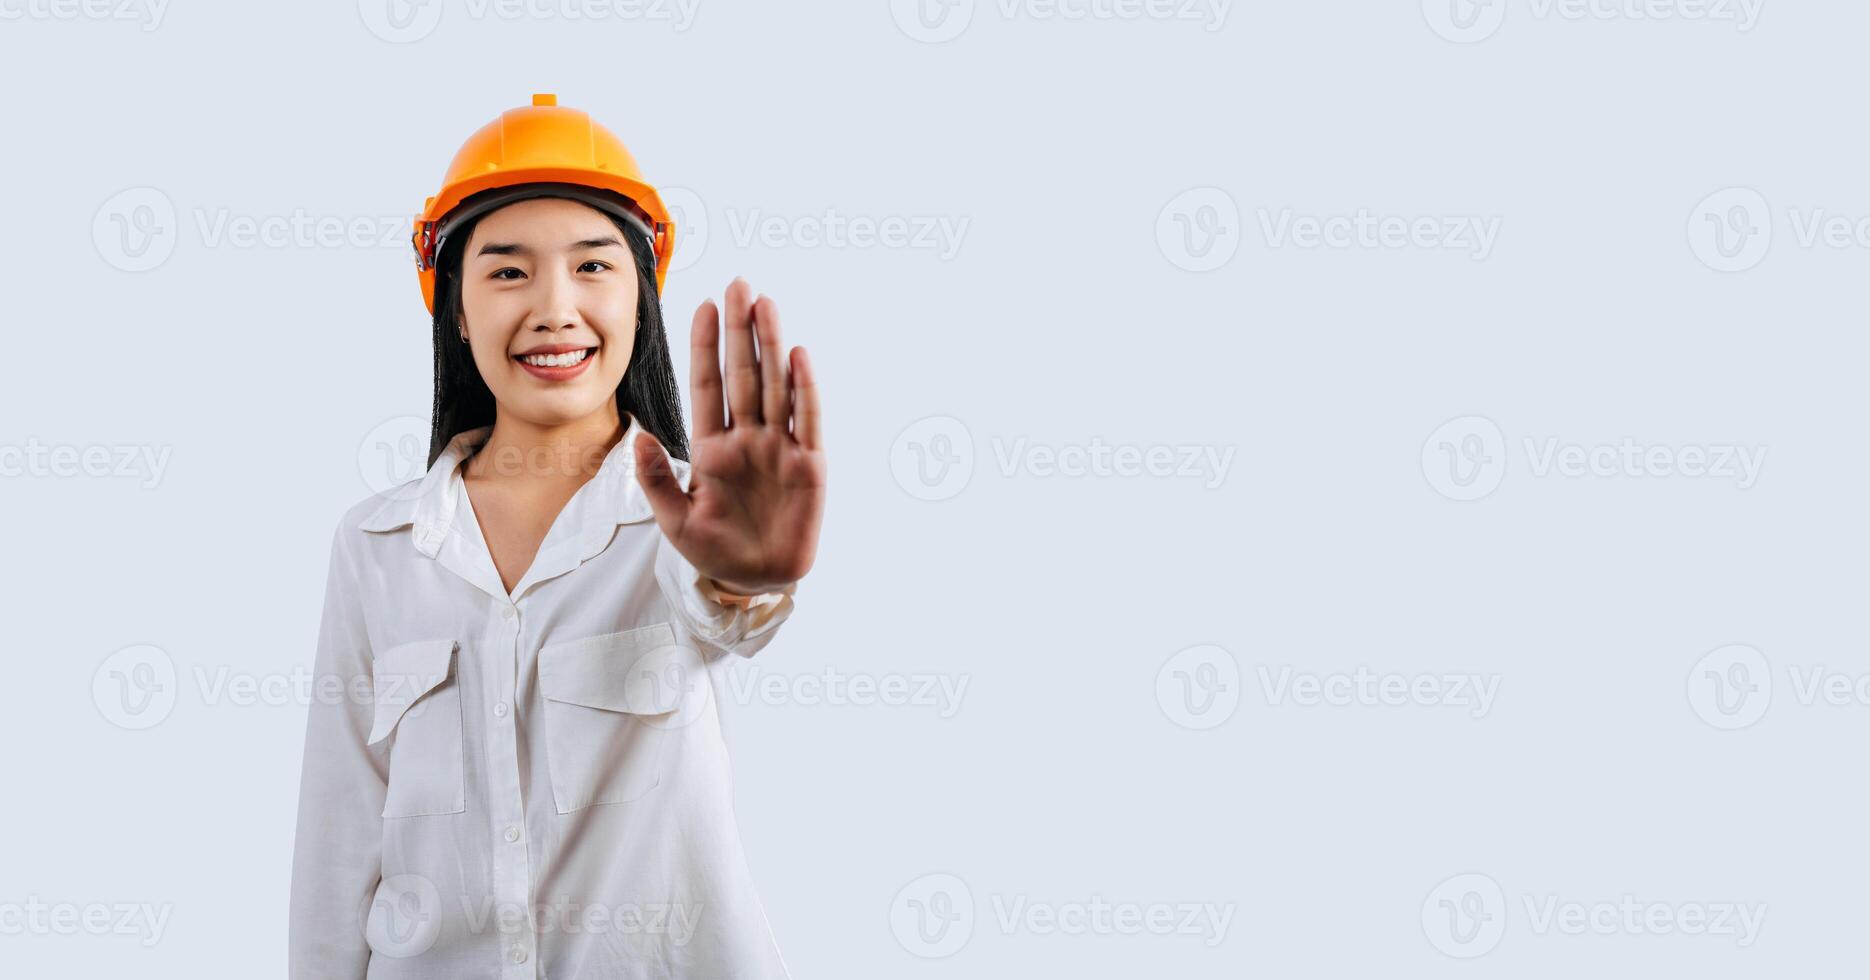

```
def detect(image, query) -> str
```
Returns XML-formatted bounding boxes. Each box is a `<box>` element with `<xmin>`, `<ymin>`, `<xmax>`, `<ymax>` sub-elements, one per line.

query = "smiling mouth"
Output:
<box><xmin>514</xmin><ymin>347</ymin><xmax>595</xmax><ymax>367</ymax></box>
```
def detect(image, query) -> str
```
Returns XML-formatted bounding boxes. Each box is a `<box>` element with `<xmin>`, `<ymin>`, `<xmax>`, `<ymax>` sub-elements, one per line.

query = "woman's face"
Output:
<box><xmin>457</xmin><ymin>196</ymin><xmax>640</xmax><ymax>428</ymax></box>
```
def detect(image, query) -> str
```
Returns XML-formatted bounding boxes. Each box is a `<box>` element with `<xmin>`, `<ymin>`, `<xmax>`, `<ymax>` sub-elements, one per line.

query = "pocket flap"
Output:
<box><xmin>367</xmin><ymin>638</ymin><xmax>458</xmax><ymax>745</ymax></box>
<box><xmin>539</xmin><ymin>623</ymin><xmax>687</xmax><ymax>715</ymax></box>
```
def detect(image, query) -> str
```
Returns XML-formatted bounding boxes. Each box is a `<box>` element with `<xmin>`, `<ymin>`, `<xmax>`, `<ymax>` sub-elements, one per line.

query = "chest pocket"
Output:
<box><xmin>538</xmin><ymin>622</ymin><xmax>693</xmax><ymax>814</ymax></box>
<box><xmin>366</xmin><ymin>638</ymin><xmax>465</xmax><ymax>819</ymax></box>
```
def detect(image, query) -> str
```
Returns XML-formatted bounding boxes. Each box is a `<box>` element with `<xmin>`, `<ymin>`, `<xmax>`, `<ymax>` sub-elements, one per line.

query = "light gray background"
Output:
<box><xmin>0</xmin><ymin>0</ymin><xmax>1850</xmax><ymax>975</ymax></box>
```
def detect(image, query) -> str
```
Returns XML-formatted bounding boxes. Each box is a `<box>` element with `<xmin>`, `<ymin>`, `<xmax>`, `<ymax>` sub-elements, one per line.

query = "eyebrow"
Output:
<box><xmin>474</xmin><ymin>235</ymin><xmax>626</xmax><ymax>257</ymax></box>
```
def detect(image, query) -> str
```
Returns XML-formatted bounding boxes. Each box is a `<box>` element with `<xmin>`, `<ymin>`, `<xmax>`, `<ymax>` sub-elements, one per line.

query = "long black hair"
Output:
<box><xmin>425</xmin><ymin>189</ymin><xmax>689</xmax><ymax>469</ymax></box>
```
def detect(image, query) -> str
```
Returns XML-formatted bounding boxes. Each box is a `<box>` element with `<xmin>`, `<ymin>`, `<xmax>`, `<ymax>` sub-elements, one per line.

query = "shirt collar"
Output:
<box><xmin>356</xmin><ymin>409</ymin><xmax>681</xmax><ymax>563</ymax></box>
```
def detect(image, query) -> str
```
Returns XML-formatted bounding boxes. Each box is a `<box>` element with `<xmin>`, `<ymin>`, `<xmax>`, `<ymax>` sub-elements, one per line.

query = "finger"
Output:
<box><xmin>754</xmin><ymin>295</ymin><xmax>790</xmax><ymax>428</ymax></box>
<box><xmin>722</xmin><ymin>276</ymin><xmax>760</xmax><ymax>426</ymax></box>
<box><xmin>790</xmin><ymin>345</ymin><xmax>822</xmax><ymax>451</ymax></box>
<box><xmin>689</xmin><ymin>299</ymin><xmax>725</xmax><ymax>438</ymax></box>
<box><xmin>632</xmin><ymin>431</ymin><xmax>690</xmax><ymax>537</ymax></box>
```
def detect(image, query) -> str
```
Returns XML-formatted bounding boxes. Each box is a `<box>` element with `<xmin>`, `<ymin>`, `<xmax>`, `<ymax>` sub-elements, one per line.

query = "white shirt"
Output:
<box><xmin>289</xmin><ymin>410</ymin><xmax>798</xmax><ymax>980</ymax></box>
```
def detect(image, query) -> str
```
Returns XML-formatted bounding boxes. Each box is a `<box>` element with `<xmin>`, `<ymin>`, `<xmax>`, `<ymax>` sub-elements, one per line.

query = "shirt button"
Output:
<box><xmin>504</xmin><ymin>824</ymin><xmax>520</xmax><ymax>842</ymax></box>
<box><xmin>494</xmin><ymin>701</ymin><xmax>509</xmax><ymax>718</ymax></box>
<box><xmin>509</xmin><ymin>945</ymin><xmax>528</xmax><ymax>964</ymax></box>
<box><xmin>501</xmin><ymin>605</ymin><xmax>516</xmax><ymax>621</ymax></box>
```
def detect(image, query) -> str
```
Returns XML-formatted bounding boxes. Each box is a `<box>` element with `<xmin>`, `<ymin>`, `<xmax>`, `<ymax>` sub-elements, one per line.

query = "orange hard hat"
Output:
<box><xmin>411</xmin><ymin>93</ymin><xmax>676</xmax><ymax>314</ymax></box>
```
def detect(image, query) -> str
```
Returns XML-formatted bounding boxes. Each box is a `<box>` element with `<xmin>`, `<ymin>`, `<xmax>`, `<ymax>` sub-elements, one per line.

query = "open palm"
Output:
<box><xmin>633</xmin><ymin>277</ymin><xmax>825</xmax><ymax>595</ymax></box>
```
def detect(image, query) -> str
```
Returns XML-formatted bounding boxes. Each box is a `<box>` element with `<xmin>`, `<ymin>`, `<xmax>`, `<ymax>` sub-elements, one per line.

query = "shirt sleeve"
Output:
<box><xmin>288</xmin><ymin>519</ymin><xmax>387</xmax><ymax>978</ymax></box>
<box><xmin>653</xmin><ymin>531</ymin><xmax>797</xmax><ymax>659</ymax></box>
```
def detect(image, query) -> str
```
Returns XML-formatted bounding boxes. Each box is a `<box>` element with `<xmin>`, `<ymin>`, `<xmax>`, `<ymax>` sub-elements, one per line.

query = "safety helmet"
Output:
<box><xmin>410</xmin><ymin>93</ymin><xmax>676</xmax><ymax>314</ymax></box>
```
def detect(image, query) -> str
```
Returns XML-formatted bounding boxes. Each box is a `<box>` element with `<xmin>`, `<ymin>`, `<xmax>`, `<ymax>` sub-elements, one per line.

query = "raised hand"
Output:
<box><xmin>633</xmin><ymin>277</ymin><xmax>825</xmax><ymax>595</ymax></box>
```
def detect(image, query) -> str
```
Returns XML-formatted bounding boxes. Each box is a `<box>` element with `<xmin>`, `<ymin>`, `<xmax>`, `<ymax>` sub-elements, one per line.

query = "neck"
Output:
<box><xmin>468</xmin><ymin>402</ymin><xmax>625</xmax><ymax>484</ymax></box>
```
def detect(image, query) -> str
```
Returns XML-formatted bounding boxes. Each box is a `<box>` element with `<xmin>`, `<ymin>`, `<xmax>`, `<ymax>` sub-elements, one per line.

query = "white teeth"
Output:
<box><xmin>520</xmin><ymin>348</ymin><xmax>591</xmax><ymax>368</ymax></box>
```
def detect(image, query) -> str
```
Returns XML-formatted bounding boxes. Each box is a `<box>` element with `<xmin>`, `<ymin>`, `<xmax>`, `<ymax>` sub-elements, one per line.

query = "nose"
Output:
<box><xmin>530</xmin><ymin>262</ymin><xmax>581</xmax><ymax>333</ymax></box>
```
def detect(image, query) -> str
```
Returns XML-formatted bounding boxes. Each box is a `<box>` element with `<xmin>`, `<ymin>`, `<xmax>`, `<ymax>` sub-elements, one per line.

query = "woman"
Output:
<box><xmin>288</xmin><ymin>93</ymin><xmax>826</xmax><ymax>979</ymax></box>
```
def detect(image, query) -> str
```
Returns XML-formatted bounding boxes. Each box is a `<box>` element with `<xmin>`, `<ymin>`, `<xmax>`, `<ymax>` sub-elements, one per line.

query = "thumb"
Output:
<box><xmin>632</xmin><ymin>430</ymin><xmax>689</xmax><ymax>535</ymax></box>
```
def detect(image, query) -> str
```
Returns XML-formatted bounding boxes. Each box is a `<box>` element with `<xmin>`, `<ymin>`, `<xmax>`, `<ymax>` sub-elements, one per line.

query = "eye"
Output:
<box><xmin>578</xmin><ymin>260</ymin><xmax>612</xmax><ymax>274</ymax></box>
<box><xmin>490</xmin><ymin>267</ymin><xmax>525</xmax><ymax>281</ymax></box>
